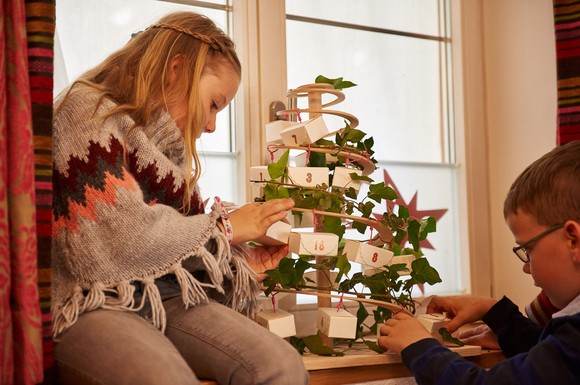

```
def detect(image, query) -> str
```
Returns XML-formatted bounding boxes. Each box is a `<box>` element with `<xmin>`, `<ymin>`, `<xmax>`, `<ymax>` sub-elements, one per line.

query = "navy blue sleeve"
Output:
<box><xmin>483</xmin><ymin>296</ymin><xmax>543</xmax><ymax>356</ymax></box>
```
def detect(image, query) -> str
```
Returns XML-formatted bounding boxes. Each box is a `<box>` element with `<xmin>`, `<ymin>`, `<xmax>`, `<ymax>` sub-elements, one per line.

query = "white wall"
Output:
<box><xmin>481</xmin><ymin>0</ymin><xmax>557</xmax><ymax>307</ymax></box>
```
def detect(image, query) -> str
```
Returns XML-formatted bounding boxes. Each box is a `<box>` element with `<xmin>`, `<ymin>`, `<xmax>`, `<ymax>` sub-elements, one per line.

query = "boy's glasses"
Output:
<box><xmin>512</xmin><ymin>224</ymin><xmax>564</xmax><ymax>263</ymax></box>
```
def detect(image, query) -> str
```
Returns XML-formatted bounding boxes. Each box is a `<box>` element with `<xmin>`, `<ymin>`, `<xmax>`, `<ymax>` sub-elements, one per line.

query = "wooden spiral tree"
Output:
<box><xmin>253</xmin><ymin>76</ymin><xmax>442</xmax><ymax>355</ymax></box>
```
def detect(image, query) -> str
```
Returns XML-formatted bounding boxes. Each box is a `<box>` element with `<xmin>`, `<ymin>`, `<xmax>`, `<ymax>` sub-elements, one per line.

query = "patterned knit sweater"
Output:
<box><xmin>52</xmin><ymin>87</ymin><xmax>259</xmax><ymax>337</ymax></box>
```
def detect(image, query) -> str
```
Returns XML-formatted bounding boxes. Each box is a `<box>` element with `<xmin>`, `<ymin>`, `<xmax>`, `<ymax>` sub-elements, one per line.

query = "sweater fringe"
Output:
<box><xmin>52</xmin><ymin>232</ymin><xmax>260</xmax><ymax>338</ymax></box>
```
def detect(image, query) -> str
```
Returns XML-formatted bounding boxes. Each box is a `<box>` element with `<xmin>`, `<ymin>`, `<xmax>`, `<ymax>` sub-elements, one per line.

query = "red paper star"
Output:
<box><xmin>372</xmin><ymin>169</ymin><xmax>447</xmax><ymax>250</ymax></box>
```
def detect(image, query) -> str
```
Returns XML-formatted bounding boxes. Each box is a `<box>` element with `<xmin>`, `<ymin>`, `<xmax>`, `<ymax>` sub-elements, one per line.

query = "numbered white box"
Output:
<box><xmin>288</xmin><ymin>232</ymin><xmax>338</xmax><ymax>256</ymax></box>
<box><xmin>256</xmin><ymin>309</ymin><xmax>296</xmax><ymax>338</ymax></box>
<box><xmin>287</xmin><ymin>166</ymin><xmax>329</xmax><ymax>187</ymax></box>
<box><xmin>304</xmin><ymin>270</ymin><xmax>339</xmax><ymax>290</ymax></box>
<box><xmin>280</xmin><ymin>116</ymin><xmax>329</xmax><ymax>146</ymax></box>
<box><xmin>266</xmin><ymin>120</ymin><xmax>295</xmax><ymax>144</ymax></box>
<box><xmin>250</xmin><ymin>166</ymin><xmax>270</xmax><ymax>185</ymax></box>
<box><xmin>316</xmin><ymin>307</ymin><xmax>357</xmax><ymax>339</ymax></box>
<box><xmin>255</xmin><ymin>220</ymin><xmax>292</xmax><ymax>246</ymax></box>
<box><xmin>343</xmin><ymin>240</ymin><xmax>394</xmax><ymax>268</ymax></box>
<box><xmin>332</xmin><ymin>167</ymin><xmax>363</xmax><ymax>191</ymax></box>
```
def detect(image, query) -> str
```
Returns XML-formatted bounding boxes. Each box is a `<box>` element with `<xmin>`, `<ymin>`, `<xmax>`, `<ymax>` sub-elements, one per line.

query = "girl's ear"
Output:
<box><xmin>168</xmin><ymin>55</ymin><xmax>184</xmax><ymax>85</ymax></box>
<box><xmin>565</xmin><ymin>220</ymin><xmax>580</xmax><ymax>263</ymax></box>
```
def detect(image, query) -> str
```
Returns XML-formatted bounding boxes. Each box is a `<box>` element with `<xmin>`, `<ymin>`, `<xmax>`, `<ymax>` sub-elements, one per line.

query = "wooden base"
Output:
<box><xmin>305</xmin><ymin>344</ymin><xmax>505</xmax><ymax>385</ymax></box>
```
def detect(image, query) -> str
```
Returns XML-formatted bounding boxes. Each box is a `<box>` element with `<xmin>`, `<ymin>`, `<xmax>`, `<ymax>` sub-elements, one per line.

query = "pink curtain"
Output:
<box><xmin>1</xmin><ymin>0</ymin><xmax>55</xmax><ymax>384</ymax></box>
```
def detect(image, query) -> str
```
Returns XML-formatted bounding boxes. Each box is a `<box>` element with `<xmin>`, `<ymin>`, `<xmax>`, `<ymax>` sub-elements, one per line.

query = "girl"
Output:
<box><xmin>52</xmin><ymin>11</ymin><xmax>308</xmax><ymax>385</ymax></box>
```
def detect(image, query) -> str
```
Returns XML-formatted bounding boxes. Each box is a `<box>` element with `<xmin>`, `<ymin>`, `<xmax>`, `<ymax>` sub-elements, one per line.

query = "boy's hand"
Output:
<box><xmin>427</xmin><ymin>295</ymin><xmax>498</xmax><ymax>333</ymax></box>
<box><xmin>378</xmin><ymin>312</ymin><xmax>433</xmax><ymax>355</ymax></box>
<box><xmin>228</xmin><ymin>198</ymin><xmax>294</xmax><ymax>244</ymax></box>
<box><xmin>457</xmin><ymin>324</ymin><xmax>500</xmax><ymax>349</ymax></box>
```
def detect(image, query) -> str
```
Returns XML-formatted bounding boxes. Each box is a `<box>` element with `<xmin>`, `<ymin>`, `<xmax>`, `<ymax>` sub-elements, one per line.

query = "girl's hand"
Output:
<box><xmin>228</xmin><ymin>198</ymin><xmax>294</xmax><ymax>245</ymax></box>
<box><xmin>245</xmin><ymin>244</ymin><xmax>289</xmax><ymax>282</ymax></box>
<box><xmin>378</xmin><ymin>312</ymin><xmax>433</xmax><ymax>355</ymax></box>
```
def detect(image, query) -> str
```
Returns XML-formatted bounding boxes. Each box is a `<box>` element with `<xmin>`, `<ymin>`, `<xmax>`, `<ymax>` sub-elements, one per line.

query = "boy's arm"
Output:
<box><xmin>483</xmin><ymin>296</ymin><xmax>543</xmax><ymax>356</ymax></box>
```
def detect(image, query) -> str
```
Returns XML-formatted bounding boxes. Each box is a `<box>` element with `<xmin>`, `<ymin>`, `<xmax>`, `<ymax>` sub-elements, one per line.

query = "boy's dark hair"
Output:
<box><xmin>504</xmin><ymin>141</ymin><xmax>580</xmax><ymax>226</ymax></box>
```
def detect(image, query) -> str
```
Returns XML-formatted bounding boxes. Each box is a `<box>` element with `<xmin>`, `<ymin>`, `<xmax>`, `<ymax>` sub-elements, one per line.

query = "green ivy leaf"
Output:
<box><xmin>308</xmin><ymin>151</ymin><xmax>327</xmax><ymax>167</ymax></box>
<box><xmin>334</xmin><ymin>253</ymin><xmax>351</xmax><ymax>282</ymax></box>
<box><xmin>352</xmin><ymin>221</ymin><xmax>367</xmax><ymax>234</ymax></box>
<box><xmin>368</xmin><ymin>182</ymin><xmax>398</xmax><ymax>202</ymax></box>
<box><xmin>410</xmin><ymin>258</ymin><xmax>442</xmax><ymax>285</ymax></box>
<box><xmin>350</xmin><ymin>173</ymin><xmax>373</xmax><ymax>183</ymax></box>
<box><xmin>439</xmin><ymin>328</ymin><xmax>464</xmax><ymax>347</ymax></box>
<box><xmin>364</xmin><ymin>340</ymin><xmax>384</xmax><ymax>354</ymax></box>
<box><xmin>303</xmin><ymin>334</ymin><xmax>345</xmax><ymax>356</ymax></box>
<box><xmin>267</xmin><ymin>150</ymin><xmax>289</xmax><ymax>179</ymax></box>
<box><xmin>315</xmin><ymin>75</ymin><xmax>357</xmax><ymax>90</ymax></box>
<box><xmin>289</xmin><ymin>336</ymin><xmax>307</xmax><ymax>354</ymax></box>
<box><xmin>420</xmin><ymin>216</ymin><xmax>437</xmax><ymax>240</ymax></box>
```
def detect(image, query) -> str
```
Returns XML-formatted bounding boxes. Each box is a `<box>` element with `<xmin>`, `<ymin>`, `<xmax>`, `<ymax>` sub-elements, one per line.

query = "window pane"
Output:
<box><xmin>286</xmin><ymin>20</ymin><xmax>446</xmax><ymax>163</ymax></box>
<box><xmin>198</xmin><ymin>153</ymin><xmax>238</xmax><ymax>203</ymax></box>
<box><xmin>55</xmin><ymin>0</ymin><xmax>227</xmax><ymax>94</ymax></box>
<box><xmin>286</xmin><ymin>0</ymin><xmax>443</xmax><ymax>37</ymax></box>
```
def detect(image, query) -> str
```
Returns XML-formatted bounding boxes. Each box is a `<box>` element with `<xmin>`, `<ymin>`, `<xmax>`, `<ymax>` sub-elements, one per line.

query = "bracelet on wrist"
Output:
<box><xmin>214</xmin><ymin>196</ymin><xmax>233</xmax><ymax>244</ymax></box>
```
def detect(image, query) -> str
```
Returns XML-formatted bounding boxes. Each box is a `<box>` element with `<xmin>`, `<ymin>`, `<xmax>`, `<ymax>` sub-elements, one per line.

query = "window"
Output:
<box><xmin>275</xmin><ymin>0</ymin><xmax>465</xmax><ymax>297</ymax></box>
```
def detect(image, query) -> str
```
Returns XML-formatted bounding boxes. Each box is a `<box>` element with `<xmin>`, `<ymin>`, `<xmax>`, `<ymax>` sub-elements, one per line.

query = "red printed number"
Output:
<box><xmin>372</xmin><ymin>252</ymin><xmax>378</xmax><ymax>263</ymax></box>
<box><xmin>315</xmin><ymin>240</ymin><xmax>325</xmax><ymax>251</ymax></box>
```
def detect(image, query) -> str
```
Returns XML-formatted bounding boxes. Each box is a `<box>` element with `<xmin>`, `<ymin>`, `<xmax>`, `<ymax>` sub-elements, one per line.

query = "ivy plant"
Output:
<box><xmin>258</xmin><ymin>76</ymin><xmax>444</xmax><ymax>355</ymax></box>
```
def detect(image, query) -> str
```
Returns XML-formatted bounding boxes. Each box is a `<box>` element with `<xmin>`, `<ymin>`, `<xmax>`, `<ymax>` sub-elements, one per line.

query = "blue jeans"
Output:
<box><xmin>55</xmin><ymin>285</ymin><xmax>308</xmax><ymax>385</ymax></box>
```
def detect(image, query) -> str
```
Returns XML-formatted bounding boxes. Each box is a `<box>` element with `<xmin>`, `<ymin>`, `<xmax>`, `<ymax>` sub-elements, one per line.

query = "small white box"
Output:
<box><xmin>293</xmin><ymin>152</ymin><xmax>308</xmax><ymax>167</ymax></box>
<box><xmin>416</xmin><ymin>313</ymin><xmax>449</xmax><ymax>334</ymax></box>
<box><xmin>255</xmin><ymin>221</ymin><xmax>292</xmax><ymax>246</ymax></box>
<box><xmin>287</xmin><ymin>167</ymin><xmax>329</xmax><ymax>188</ymax></box>
<box><xmin>304</xmin><ymin>270</ymin><xmax>339</xmax><ymax>290</ymax></box>
<box><xmin>316</xmin><ymin>307</ymin><xmax>357</xmax><ymax>339</ymax></box>
<box><xmin>280</xmin><ymin>116</ymin><xmax>329</xmax><ymax>146</ymax></box>
<box><xmin>257</xmin><ymin>292</ymin><xmax>297</xmax><ymax>312</ymax></box>
<box><xmin>250</xmin><ymin>166</ymin><xmax>271</xmax><ymax>185</ymax></box>
<box><xmin>266</xmin><ymin>120</ymin><xmax>295</xmax><ymax>144</ymax></box>
<box><xmin>332</xmin><ymin>167</ymin><xmax>363</xmax><ymax>191</ymax></box>
<box><xmin>290</xmin><ymin>211</ymin><xmax>315</xmax><ymax>228</ymax></box>
<box><xmin>250</xmin><ymin>184</ymin><xmax>264</xmax><ymax>201</ymax></box>
<box><xmin>256</xmin><ymin>309</ymin><xmax>296</xmax><ymax>338</ymax></box>
<box><xmin>389</xmin><ymin>254</ymin><xmax>415</xmax><ymax>275</ymax></box>
<box><xmin>288</xmin><ymin>232</ymin><xmax>338</xmax><ymax>256</ymax></box>
<box><xmin>343</xmin><ymin>240</ymin><xmax>394</xmax><ymax>268</ymax></box>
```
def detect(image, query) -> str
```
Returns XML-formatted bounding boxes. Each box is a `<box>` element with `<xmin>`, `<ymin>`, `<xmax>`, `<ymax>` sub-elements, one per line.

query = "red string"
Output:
<box><xmin>337</xmin><ymin>293</ymin><xmax>344</xmax><ymax>311</ymax></box>
<box><xmin>306</xmin><ymin>144</ymin><xmax>311</xmax><ymax>165</ymax></box>
<box><xmin>267</xmin><ymin>144</ymin><xmax>278</xmax><ymax>162</ymax></box>
<box><xmin>296</xmin><ymin>108</ymin><xmax>302</xmax><ymax>123</ymax></box>
<box><xmin>369</xmin><ymin>226</ymin><xmax>374</xmax><ymax>242</ymax></box>
<box><xmin>312</xmin><ymin>209</ymin><xmax>318</xmax><ymax>227</ymax></box>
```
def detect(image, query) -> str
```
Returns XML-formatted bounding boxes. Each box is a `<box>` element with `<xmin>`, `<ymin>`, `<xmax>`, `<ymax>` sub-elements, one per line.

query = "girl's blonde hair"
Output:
<box><xmin>58</xmin><ymin>12</ymin><xmax>241</xmax><ymax>212</ymax></box>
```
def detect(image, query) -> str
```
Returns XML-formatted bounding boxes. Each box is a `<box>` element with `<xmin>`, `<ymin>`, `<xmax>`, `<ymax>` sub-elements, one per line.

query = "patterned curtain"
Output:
<box><xmin>0</xmin><ymin>0</ymin><xmax>55</xmax><ymax>384</ymax></box>
<box><xmin>554</xmin><ymin>0</ymin><xmax>580</xmax><ymax>144</ymax></box>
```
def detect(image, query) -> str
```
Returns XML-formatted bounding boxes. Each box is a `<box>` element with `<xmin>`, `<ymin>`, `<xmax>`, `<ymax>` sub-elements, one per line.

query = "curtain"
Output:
<box><xmin>554</xmin><ymin>0</ymin><xmax>580</xmax><ymax>144</ymax></box>
<box><xmin>1</xmin><ymin>0</ymin><xmax>55</xmax><ymax>384</ymax></box>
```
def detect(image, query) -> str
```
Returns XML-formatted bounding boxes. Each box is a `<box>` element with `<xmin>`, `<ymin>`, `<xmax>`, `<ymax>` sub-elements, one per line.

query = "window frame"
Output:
<box><xmin>235</xmin><ymin>0</ymin><xmax>493</xmax><ymax>297</ymax></box>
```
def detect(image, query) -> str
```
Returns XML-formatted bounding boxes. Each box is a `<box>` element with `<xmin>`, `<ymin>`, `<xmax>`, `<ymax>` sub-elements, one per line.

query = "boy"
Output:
<box><xmin>378</xmin><ymin>141</ymin><xmax>580</xmax><ymax>384</ymax></box>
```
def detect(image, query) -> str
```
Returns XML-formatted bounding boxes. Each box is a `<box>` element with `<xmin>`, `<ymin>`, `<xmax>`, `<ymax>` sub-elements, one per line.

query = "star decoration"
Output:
<box><xmin>372</xmin><ymin>169</ymin><xmax>448</xmax><ymax>250</ymax></box>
